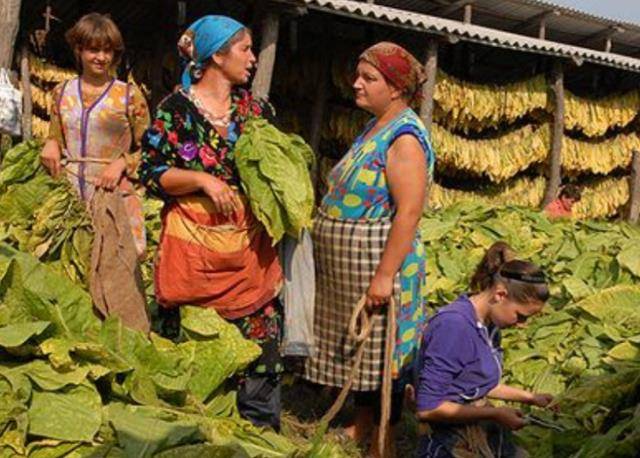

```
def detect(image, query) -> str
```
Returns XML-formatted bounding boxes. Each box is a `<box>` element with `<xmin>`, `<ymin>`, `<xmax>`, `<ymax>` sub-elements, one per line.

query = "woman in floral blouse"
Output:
<box><xmin>139</xmin><ymin>15</ymin><xmax>283</xmax><ymax>430</ymax></box>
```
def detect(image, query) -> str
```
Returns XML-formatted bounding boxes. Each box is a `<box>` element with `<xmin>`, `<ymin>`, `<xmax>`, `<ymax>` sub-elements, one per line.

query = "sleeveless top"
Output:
<box><xmin>321</xmin><ymin>108</ymin><xmax>436</xmax><ymax>374</ymax></box>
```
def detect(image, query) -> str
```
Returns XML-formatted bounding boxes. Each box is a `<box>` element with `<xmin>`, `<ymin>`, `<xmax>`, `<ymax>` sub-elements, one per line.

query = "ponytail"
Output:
<box><xmin>470</xmin><ymin>242</ymin><xmax>549</xmax><ymax>304</ymax></box>
<box><xmin>470</xmin><ymin>242</ymin><xmax>515</xmax><ymax>292</ymax></box>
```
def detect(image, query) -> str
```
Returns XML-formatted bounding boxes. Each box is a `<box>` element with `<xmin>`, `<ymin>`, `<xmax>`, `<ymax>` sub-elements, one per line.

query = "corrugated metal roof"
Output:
<box><xmin>296</xmin><ymin>0</ymin><xmax>640</xmax><ymax>72</ymax></box>
<box><xmin>374</xmin><ymin>1</ymin><xmax>640</xmax><ymax>56</ymax></box>
<box><xmin>515</xmin><ymin>0</ymin><xmax>640</xmax><ymax>32</ymax></box>
<box><xmin>471</xmin><ymin>1</ymin><xmax>640</xmax><ymax>50</ymax></box>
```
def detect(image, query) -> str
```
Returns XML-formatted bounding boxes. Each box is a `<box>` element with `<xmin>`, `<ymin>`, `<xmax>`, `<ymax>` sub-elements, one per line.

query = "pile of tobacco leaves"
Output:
<box><xmin>2</xmin><ymin>141</ymin><xmax>640</xmax><ymax>457</ymax></box>
<box><xmin>0</xmin><ymin>141</ymin><xmax>347</xmax><ymax>457</ymax></box>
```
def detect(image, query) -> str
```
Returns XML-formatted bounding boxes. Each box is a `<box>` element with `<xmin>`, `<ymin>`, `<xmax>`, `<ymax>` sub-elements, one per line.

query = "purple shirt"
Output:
<box><xmin>415</xmin><ymin>295</ymin><xmax>503</xmax><ymax>412</ymax></box>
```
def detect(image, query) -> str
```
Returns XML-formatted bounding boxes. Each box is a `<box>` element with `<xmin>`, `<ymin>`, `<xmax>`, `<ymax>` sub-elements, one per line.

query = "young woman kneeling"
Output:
<box><xmin>415</xmin><ymin>242</ymin><xmax>554</xmax><ymax>457</ymax></box>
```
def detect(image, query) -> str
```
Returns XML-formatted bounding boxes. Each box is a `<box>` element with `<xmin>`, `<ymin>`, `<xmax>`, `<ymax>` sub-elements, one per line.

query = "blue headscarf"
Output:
<box><xmin>177</xmin><ymin>15</ymin><xmax>245</xmax><ymax>89</ymax></box>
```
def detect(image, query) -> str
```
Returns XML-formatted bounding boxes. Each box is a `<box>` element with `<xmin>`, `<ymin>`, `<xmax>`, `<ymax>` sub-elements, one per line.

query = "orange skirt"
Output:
<box><xmin>154</xmin><ymin>194</ymin><xmax>282</xmax><ymax>319</ymax></box>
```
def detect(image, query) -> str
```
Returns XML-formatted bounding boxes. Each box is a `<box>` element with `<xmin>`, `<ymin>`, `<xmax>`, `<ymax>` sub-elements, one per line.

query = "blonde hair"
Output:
<box><xmin>65</xmin><ymin>13</ymin><xmax>124</xmax><ymax>71</ymax></box>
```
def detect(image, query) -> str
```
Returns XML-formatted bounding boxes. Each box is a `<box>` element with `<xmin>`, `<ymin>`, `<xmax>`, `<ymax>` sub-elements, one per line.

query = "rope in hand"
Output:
<box><xmin>318</xmin><ymin>294</ymin><xmax>397</xmax><ymax>458</ymax></box>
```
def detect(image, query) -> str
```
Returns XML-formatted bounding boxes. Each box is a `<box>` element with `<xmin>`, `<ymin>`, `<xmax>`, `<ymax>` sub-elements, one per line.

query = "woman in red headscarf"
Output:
<box><xmin>304</xmin><ymin>42</ymin><xmax>435</xmax><ymax>456</ymax></box>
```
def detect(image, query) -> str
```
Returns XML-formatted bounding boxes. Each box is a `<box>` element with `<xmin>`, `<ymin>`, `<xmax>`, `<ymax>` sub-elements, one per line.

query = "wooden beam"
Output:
<box><xmin>437</xmin><ymin>0</ymin><xmax>475</xmax><ymax>18</ymax></box>
<box><xmin>309</xmin><ymin>63</ymin><xmax>328</xmax><ymax>153</ymax></box>
<box><xmin>177</xmin><ymin>1</ymin><xmax>187</xmax><ymax>27</ymax></box>
<box><xmin>20</xmin><ymin>43</ymin><xmax>31</xmax><ymax>140</ymax></box>
<box><xmin>289</xmin><ymin>19</ymin><xmax>298</xmax><ymax>54</ymax></box>
<box><xmin>463</xmin><ymin>3</ymin><xmax>472</xmax><ymax>24</ymax></box>
<box><xmin>150</xmin><ymin>8</ymin><xmax>166</xmax><ymax>110</ymax></box>
<box><xmin>420</xmin><ymin>39</ymin><xmax>438</xmax><ymax>130</ymax></box>
<box><xmin>0</xmin><ymin>0</ymin><xmax>21</xmax><ymax>69</ymax></box>
<box><xmin>576</xmin><ymin>25</ymin><xmax>624</xmax><ymax>51</ymax></box>
<box><xmin>542</xmin><ymin>60</ymin><xmax>565</xmax><ymax>208</ymax></box>
<box><xmin>538</xmin><ymin>18</ymin><xmax>546</xmax><ymax>40</ymax></box>
<box><xmin>582</xmin><ymin>25</ymin><xmax>625</xmax><ymax>42</ymax></box>
<box><xmin>510</xmin><ymin>10</ymin><xmax>560</xmax><ymax>33</ymax></box>
<box><xmin>310</xmin><ymin>55</ymin><xmax>329</xmax><ymax>203</ymax></box>
<box><xmin>628</xmin><ymin>150</ymin><xmax>640</xmax><ymax>224</ymax></box>
<box><xmin>420</xmin><ymin>38</ymin><xmax>438</xmax><ymax>211</ymax></box>
<box><xmin>252</xmin><ymin>11</ymin><xmax>280</xmax><ymax>100</ymax></box>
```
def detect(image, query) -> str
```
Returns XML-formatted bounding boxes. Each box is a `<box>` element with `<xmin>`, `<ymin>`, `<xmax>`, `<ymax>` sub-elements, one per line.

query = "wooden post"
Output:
<box><xmin>0</xmin><ymin>0</ymin><xmax>21</xmax><ymax>69</ymax></box>
<box><xmin>605</xmin><ymin>37</ymin><xmax>613</xmax><ymax>53</ymax></box>
<box><xmin>463</xmin><ymin>3</ymin><xmax>473</xmax><ymax>24</ymax></box>
<box><xmin>289</xmin><ymin>19</ymin><xmax>298</xmax><ymax>54</ymax></box>
<box><xmin>542</xmin><ymin>60</ymin><xmax>565</xmax><ymax>207</ymax></box>
<box><xmin>310</xmin><ymin>56</ymin><xmax>328</xmax><ymax>203</ymax></box>
<box><xmin>252</xmin><ymin>11</ymin><xmax>280</xmax><ymax>100</ymax></box>
<box><xmin>309</xmin><ymin>63</ymin><xmax>328</xmax><ymax>154</ymax></box>
<box><xmin>420</xmin><ymin>39</ymin><xmax>438</xmax><ymax>130</ymax></box>
<box><xmin>150</xmin><ymin>0</ymin><xmax>179</xmax><ymax>109</ymax></box>
<box><xmin>538</xmin><ymin>18</ymin><xmax>547</xmax><ymax>40</ymax></box>
<box><xmin>20</xmin><ymin>43</ymin><xmax>31</xmax><ymax>140</ymax></box>
<box><xmin>627</xmin><ymin>150</ymin><xmax>640</xmax><ymax>223</ymax></box>
<box><xmin>420</xmin><ymin>38</ymin><xmax>438</xmax><ymax>210</ymax></box>
<box><xmin>150</xmin><ymin>40</ymin><xmax>164</xmax><ymax>110</ymax></box>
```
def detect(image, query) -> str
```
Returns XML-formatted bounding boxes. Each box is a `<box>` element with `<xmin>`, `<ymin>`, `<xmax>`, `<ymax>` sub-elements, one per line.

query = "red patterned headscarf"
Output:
<box><xmin>359</xmin><ymin>42</ymin><xmax>426</xmax><ymax>104</ymax></box>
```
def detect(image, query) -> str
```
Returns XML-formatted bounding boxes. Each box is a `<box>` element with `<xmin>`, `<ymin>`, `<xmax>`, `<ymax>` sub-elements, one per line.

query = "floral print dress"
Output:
<box><xmin>140</xmin><ymin>88</ymin><xmax>283</xmax><ymax>376</ymax></box>
<box><xmin>48</xmin><ymin>78</ymin><xmax>150</xmax><ymax>257</ymax></box>
<box><xmin>322</xmin><ymin>108</ymin><xmax>436</xmax><ymax>376</ymax></box>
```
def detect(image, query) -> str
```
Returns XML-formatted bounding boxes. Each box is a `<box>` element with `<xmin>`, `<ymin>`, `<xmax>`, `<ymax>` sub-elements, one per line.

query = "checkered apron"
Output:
<box><xmin>304</xmin><ymin>209</ymin><xmax>401</xmax><ymax>391</ymax></box>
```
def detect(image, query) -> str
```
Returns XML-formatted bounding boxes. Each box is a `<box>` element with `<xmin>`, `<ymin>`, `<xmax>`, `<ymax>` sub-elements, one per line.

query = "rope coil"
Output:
<box><xmin>320</xmin><ymin>294</ymin><xmax>397</xmax><ymax>457</ymax></box>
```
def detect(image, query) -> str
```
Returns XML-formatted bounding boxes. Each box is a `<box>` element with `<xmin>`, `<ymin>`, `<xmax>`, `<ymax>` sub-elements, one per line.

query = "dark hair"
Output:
<box><xmin>559</xmin><ymin>184</ymin><xmax>582</xmax><ymax>202</ymax></box>
<box><xmin>65</xmin><ymin>13</ymin><xmax>124</xmax><ymax>71</ymax></box>
<box><xmin>470</xmin><ymin>242</ymin><xmax>549</xmax><ymax>304</ymax></box>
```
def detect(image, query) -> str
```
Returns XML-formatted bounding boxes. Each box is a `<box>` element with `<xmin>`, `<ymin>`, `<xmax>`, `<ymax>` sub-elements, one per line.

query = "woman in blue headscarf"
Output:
<box><xmin>140</xmin><ymin>16</ymin><xmax>284</xmax><ymax>430</ymax></box>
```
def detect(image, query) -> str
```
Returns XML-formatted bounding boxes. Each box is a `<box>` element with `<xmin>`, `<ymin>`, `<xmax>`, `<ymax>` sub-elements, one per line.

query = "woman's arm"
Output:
<box><xmin>123</xmin><ymin>84</ymin><xmax>151</xmax><ymax>178</ymax></box>
<box><xmin>40</xmin><ymin>83</ymin><xmax>65</xmax><ymax>178</ymax></box>
<box><xmin>96</xmin><ymin>85</ymin><xmax>151</xmax><ymax>190</ymax></box>
<box><xmin>159</xmin><ymin>168</ymin><xmax>239</xmax><ymax>215</ymax></box>
<box><xmin>488</xmin><ymin>384</ymin><xmax>554</xmax><ymax>408</ymax></box>
<box><xmin>366</xmin><ymin>134</ymin><xmax>427</xmax><ymax>307</ymax></box>
<box><xmin>417</xmin><ymin>401</ymin><xmax>526</xmax><ymax>430</ymax></box>
<box><xmin>41</xmin><ymin>139</ymin><xmax>62</xmax><ymax>178</ymax></box>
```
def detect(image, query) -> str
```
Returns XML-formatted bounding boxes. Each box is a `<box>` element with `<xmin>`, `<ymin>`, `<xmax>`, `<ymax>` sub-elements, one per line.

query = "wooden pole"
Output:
<box><xmin>0</xmin><ymin>0</ymin><xmax>21</xmax><ymax>69</ymax></box>
<box><xmin>627</xmin><ymin>150</ymin><xmax>640</xmax><ymax>223</ymax></box>
<box><xmin>420</xmin><ymin>38</ymin><xmax>438</xmax><ymax>210</ymax></box>
<box><xmin>463</xmin><ymin>3</ymin><xmax>473</xmax><ymax>24</ymax></box>
<box><xmin>252</xmin><ymin>11</ymin><xmax>280</xmax><ymax>100</ymax></box>
<box><xmin>605</xmin><ymin>37</ymin><xmax>613</xmax><ymax>53</ymax></box>
<box><xmin>20</xmin><ymin>43</ymin><xmax>31</xmax><ymax>140</ymax></box>
<box><xmin>538</xmin><ymin>18</ymin><xmax>547</xmax><ymax>40</ymax></box>
<box><xmin>309</xmin><ymin>61</ymin><xmax>328</xmax><ymax>153</ymax></box>
<box><xmin>419</xmin><ymin>39</ymin><xmax>438</xmax><ymax>130</ymax></box>
<box><xmin>310</xmin><ymin>55</ymin><xmax>329</xmax><ymax>203</ymax></box>
<box><xmin>542</xmin><ymin>60</ymin><xmax>564</xmax><ymax>207</ymax></box>
<box><xmin>150</xmin><ymin>0</ymin><xmax>174</xmax><ymax>110</ymax></box>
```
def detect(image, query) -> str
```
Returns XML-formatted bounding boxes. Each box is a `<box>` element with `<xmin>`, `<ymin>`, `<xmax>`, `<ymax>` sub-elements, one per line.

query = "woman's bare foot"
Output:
<box><xmin>345</xmin><ymin>406</ymin><xmax>375</xmax><ymax>443</ymax></box>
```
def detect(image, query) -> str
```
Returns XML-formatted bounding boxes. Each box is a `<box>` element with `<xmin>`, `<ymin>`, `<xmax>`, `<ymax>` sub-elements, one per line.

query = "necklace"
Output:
<box><xmin>188</xmin><ymin>88</ymin><xmax>232</xmax><ymax>128</ymax></box>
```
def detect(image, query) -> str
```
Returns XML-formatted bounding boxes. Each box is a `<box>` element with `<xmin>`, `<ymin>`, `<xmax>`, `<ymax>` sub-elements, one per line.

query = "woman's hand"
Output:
<box><xmin>365</xmin><ymin>272</ymin><xmax>394</xmax><ymax>308</ymax></box>
<box><xmin>96</xmin><ymin>157</ymin><xmax>127</xmax><ymax>190</ymax></box>
<box><xmin>491</xmin><ymin>407</ymin><xmax>526</xmax><ymax>430</ymax></box>
<box><xmin>405</xmin><ymin>384</ymin><xmax>416</xmax><ymax>412</ymax></box>
<box><xmin>199</xmin><ymin>174</ymin><xmax>239</xmax><ymax>215</ymax></box>
<box><xmin>529</xmin><ymin>393</ymin><xmax>555</xmax><ymax>409</ymax></box>
<box><xmin>40</xmin><ymin>140</ymin><xmax>62</xmax><ymax>178</ymax></box>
